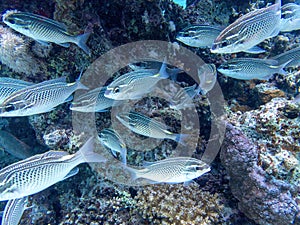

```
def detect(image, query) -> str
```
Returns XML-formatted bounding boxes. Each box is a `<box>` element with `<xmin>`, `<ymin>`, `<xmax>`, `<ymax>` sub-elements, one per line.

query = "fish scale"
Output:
<box><xmin>211</xmin><ymin>0</ymin><xmax>281</xmax><ymax>53</ymax></box>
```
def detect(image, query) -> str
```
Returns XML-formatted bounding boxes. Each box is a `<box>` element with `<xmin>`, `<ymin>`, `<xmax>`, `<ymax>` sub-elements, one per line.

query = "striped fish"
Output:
<box><xmin>169</xmin><ymin>84</ymin><xmax>200</xmax><ymax>110</ymax></box>
<box><xmin>211</xmin><ymin>0</ymin><xmax>281</xmax><ymax>54</ymax></box>
<box><xmin>176</xmin><ymin>25</ymin><xmax>222</xmax><ymax>48</ymax></box>
<box><xmin>0</xmin><ymin>76</ymin><xmax>88</xmax><ymax>117</ymax></box>
<box><xmin>117</xmin><ymin>111</ymin><xmax>187</xmax><ymax>144</ymax></box>
<box><xmin>70</xmin><ymin>87</ymin><xmax>123</xmax><ymax>112</ymax></box>
<box><xmin>0</xmin><ymin>137</ymin><xmax>106</xmax><ymax>201</ymax></box>
<box><xmin>198</xmin><ymin>63</ymin><xmax>217</xmax><ymax>94</ymax></box>
<box><xmin>1</xmin><ymin>197</ymin><xmax>29</xmax><ymax>225</ymax></box>
<box><xmin>99</xmin><ymin>128</ymin><xmax>127</xmax><ymax>165</ymax></box>
<box><xmin>2</xmin><ymin>10</ymin><xmax>91</xmax><ymax>55</ymax></box>
<box><xmin>126</xmin><ymin>157</ymin><xmax>210</xmax><ymax>184</ymax></box>
<box><xmin>0</xmin><ymin>77</ymin><xmax>33</xmax><ymax>104</ymax></box>
<box><xmin>280</xmin><ymin>3</ymin><xmax>300</xmax><ymax>32</ymax></box>
<box><xmin>104</xmin><ymin>62</ymin><xmax>169</xmax><ymax>100</ymax></box>
<box><xmin>217</xmin><ymin>58</ymin><xmax>289</xmax><ymax>80</ymax></box>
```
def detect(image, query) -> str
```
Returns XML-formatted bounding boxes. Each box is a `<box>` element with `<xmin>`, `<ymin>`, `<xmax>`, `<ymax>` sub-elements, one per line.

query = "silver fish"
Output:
<box><xmin>126</xmin><ymin>157</ymin><xmax>210</xmax><ymax>184</ymax></box>
<box><xmin>0</xmin><ymin>130</ymin><xmax>32</xmax><ymax>159</ymax></box>
<box><xmin>271</xmin><ymin>47</ymin><xmax>300</xmax><ymax>68</ymax></box>
<box><xmin>98</xmin><ymin>128</ymin><xmax>127</xmax><ymax>165</ymax></box>
<box><xmin>211</xmin><ymin>0</ymin><xmax>281</xmax><ymax>54</ymax></box>
<box><xmin>169</xmin><ymin>84</ymin><xmax>200</xmax><ymax>110</ymax></box>
<box><xmin>116</xmin><ymin>111</ymin><xmax>187</xmax><ymax>144</ymax></box>
<box><xmin>280</xmin><ymin>3</ymin><xmax>300</xmax><ymax>32</ymax></box>
<box><xmin>217</xmin><ymin>58</ymin><xmax>289</xmax><ymax>80</ymax></box>
<box><xmin>2</xmin><ymin>10</ymin><xmax>91</xmax><ymax>55</ymax></box>
<box><xmin>0</xmin><ymin>137</ymin><xmax>106</xmax><ymax>201</ymax></box>
<box><xmin>198</xmin><ymin>63</ymin><xmax>217</xmax><ymax>94</ymax></box>
<box><xmin>104</xmin><ymin>62</ymin><xmax>169</xmax><ymax>100</ymax></box>
<box><xmin>176</xmin><ymin>25</ymin><xmax>222</xmax><ymax>48</ymax></box>
<box><xmin>0</xmin><ymin>76</ymin><xmax>88</xmax><ymax>117</ymax></box>
<box><xmin>0</xmin><ymin>77</ymin><xmax>33</xmax><ymax>104</ymax></box>
<box><xmin>1</xmin><ymin>197</ymin><xmax>29</xmax><ymax>225</ymax></box>
<box><xmin>70</xmin><ymin>87</ymin><xmax>123</xmax><ymax>112</ymax></box>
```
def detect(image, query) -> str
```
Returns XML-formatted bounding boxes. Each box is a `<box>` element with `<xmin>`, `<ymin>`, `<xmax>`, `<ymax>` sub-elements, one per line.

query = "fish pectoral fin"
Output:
<box><xmin>243</xmin><ymin>46</ymin><xmax>266</xmax><ymax>54</ymax></box>
<box><xmin>57</xmin><ymin>42</ymin><xmax>71</xmax><ymax>48</ymax></box>
<box><xmin>35</xmin><ymin>40</ymin><xmax>51</xmax><ymax>46</ymax></box>
<box><xmin>62</xmin><ymin>167</ymin><xmax>79</xmax><ymax>180</ymax></box>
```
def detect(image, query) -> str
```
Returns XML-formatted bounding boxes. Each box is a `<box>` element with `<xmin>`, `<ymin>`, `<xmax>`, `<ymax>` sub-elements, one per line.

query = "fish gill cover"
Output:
<box><xmin>0</xmin><ymin>0</ymin><xmax>298</xmax><ymax>225</ymax></box>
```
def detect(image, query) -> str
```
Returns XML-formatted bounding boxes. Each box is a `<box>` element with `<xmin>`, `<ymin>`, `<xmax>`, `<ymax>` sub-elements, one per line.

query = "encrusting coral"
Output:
<box><xmin>134</xmin><ymin>183</ymin><xmax>226</xmax><ymax>225</ymax></box>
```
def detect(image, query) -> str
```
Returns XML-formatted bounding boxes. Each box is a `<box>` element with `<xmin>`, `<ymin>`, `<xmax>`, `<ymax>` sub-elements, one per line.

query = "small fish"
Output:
<box><xmin>116</xmin><ymin>111</ymin><xmax>187</xmax><ymax>144</ymax></box>
<box><xmin>0</xmin><ymin>130</ymin><xmax>32</xmax><ymax>159</ymax></box>
<box><xmin>169</xmin><ymin>84</ymin><xmax>200</xmax><ymax>110</ymax></box>
<box><xmin>217</xmin><ymin>58</ymin><xmax>289</xmax><ymax>80</ymax></box>
<box><xmin>0</xmin><ymin>76</ymin><xmax>88</xmax><ymax>117</ymax></box>
<box><xmin>2</xmin><ymin>10</ymin><xmax>91</xmax><ymax>55</ymax></box>
<box><xmin>176</xmin><ymin>25</ymin><xmax>222</xmax><ymax>48</ymax></box>
<box><xmin>104</xmin><ymin>62</ymin><xmax>169</xmax><ymax>100</ymax></box>
<box><xmin>0</xmin><ymin>78</ymin><xmax>33</xmax><ymax>104</ymax></box>
<box><xmin>0</xmin><ymin>137</ymin><xmax>106</xmax><ymax>201</ymax></box>
<box><xmin>1</xmin><ymin>197</ymin><xmax>29</xmax><ymax>225</ymax></box>
<box><xmin>280</xmin><ymin>3</ymin><xmax>300</xmax><ymax>32</ymax></box>
<box><xmin>211</xmin><ymin>0</ymin><xmax>281</xmax><ymax>54</ymax></box>
<box><xmin>98</xmin><ymin>128</ymin><xmax>127</xmax><ymax>165</ymax></box>
<box><xmin>70</xmin><ymin>87</ymin><xmax>123</xmax><ymax>112</ymax></box>
<box><xmin>198</xmin><ymin>63</ymin><xmax>217</xmax><ymax>94</ymax></box>
<box><xmin>126</xmin><ymin>157</ymin><xmax>210</xmax><ymax>184</ymax></box>
<box><xmin>271</xmin><ymin>47</ymin><xmax>300</xmax><ymax>68</ymax></box>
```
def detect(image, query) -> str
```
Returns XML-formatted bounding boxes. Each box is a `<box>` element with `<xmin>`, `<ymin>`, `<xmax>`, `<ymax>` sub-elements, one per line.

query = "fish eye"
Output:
<box><xmin>5</xmin><ymin>104</ymin><xmax>15</xmax><ymax>112</ymax></box>
<box><xmin>221</xmin><ymin>41</ymin><xmax>228</xmax><ymax>47</ymax></box>
<box><xmin>7</xmin><ymin>18</ymin><xmax>15</xmax><ymax>24</ymax></box>
<box><xmin>113</xmin><ymin>86</ymin><xmax>120</xmax><ymax>93</ymax></box>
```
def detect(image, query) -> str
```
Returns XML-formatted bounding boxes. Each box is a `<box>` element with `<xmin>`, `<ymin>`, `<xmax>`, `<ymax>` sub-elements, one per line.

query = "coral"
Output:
<box><xmin>0</xmin><ymin>25</ymin><xmax>45</xmax><ymax>75</ymax></box>
<box><xmin>134</xmin><ymin>183</ymin><xmax>227</xmax><ymax>224</ymax></box>
<box><xmin>220</xmin><ymin>124</ymin><xmax>299</xmax><ymax>225</ymax></box>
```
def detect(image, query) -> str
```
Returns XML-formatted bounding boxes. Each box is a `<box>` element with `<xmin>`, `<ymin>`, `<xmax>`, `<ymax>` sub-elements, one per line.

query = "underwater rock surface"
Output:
<box><xmin>221</xmin><ymin>124</ymin><xmax>299</xmax><ymax>225</ymax></box>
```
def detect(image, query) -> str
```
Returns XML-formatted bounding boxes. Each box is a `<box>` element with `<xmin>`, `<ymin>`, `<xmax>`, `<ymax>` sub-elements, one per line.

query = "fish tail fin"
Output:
<box><xmin>125</xmin><ymin>166</ymin><xmax>139</xmax><ymax>180</ymax></box>
<box><xmin>174</xmin><ymin>133</ymin><xmax>189</xmax><ymax>145</ymax></box>
<box><xmin>76</xmin><ymin>32</ymin><xmax>91</xmax><ymax>56</ymax></box>
<box><xmin>77</xmin><ymin>137</ymin><xmax>107</xmax><ymax>163</ymax></box>
<box><xmin>74</xmin><ymin>69</ymin><xmax>89</xmax><ymax>90</ymax></box>
<box><xmin>278</xmin><ymin>59</ymin><xmax>293</xmax><ymax>75</ymax></box>
<box><xmin>158</xmin><ymin>61</ymin><xmax>169</xmax><ymax>79</ymax></box>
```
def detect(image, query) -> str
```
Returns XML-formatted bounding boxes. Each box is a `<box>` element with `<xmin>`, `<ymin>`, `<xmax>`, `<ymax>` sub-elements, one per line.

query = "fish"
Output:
<box><xmin>217</xmin><ymin>58</ymin><xmax>289</xmax><ymax>80</ymax></box>
<box><xmin>0</xmin><ymin>130</ymin><xmax>32</xmax><ymax>159</ymax></box>
<box><xmin>0</xmin><ymin>137</ymin><xmax>106</xmax><ymax>201</ymax></box>
<box><xmin>2</xmin><ymin>10</ymin><xmax>91</xmax><ymax>55</ymax></box>
<box><xmin>70</xmin><ymin>87</ymin><xmax>123</xmax><ymax>112</ymax></box>
<box><xmin>198</xmin><ymin>63</ymin><xmax>217</xmax><ymax>94</ymax></box>
<box><xmin>126</xmin><ymin>157</ymin><xmax>210</xmax><ymax>184</ymax></box>
<box><xmin>169</xmin><ymin>84</ymin><xmax>200</xmax><ymax>110</ymax></box>
<box><xmin>0</xmin><ymin>76</ymin><xmax>88</xmax><ymax>117</ymax></box>
<box><xmin>98</xmin><ymin>128</ymin><xmax>127</xmax><ymax>165</ymax></box>
<box><xmin>0</xmin><ymin>78</ymin><xmax>33</xmax><ymax>104</ymax></box>
<box><xmin>211</xmin><ymin>0</ymin><xmax>281</xmax><ymax>54</ymax></box>
<box><xmin>176</xmin><ymin>25</ymin><xmax>222</xmax><ymax>48</ymax></box>
<box><xmin>116</xmin><ymin>111</ymin><xmax>187</xmax><ymax>144</ymax></box>
<box><xmin>104</xmin><ymin>62</ymin><xmax>169</xmax><ymax>100</ymax></box>
<box><xmin>280</xmin><ymin>3</ymin><xmax>300</xmax><ymax>32</ymax></box>
<box><xmin>271</xmin><ymin>47</ymin><xmax>300</xmax><ymax>68</ymax></box>
<box><xmin>1</xmin><ymin>197</ymin><xmax>29</xmax><ymax>225</ymax></box>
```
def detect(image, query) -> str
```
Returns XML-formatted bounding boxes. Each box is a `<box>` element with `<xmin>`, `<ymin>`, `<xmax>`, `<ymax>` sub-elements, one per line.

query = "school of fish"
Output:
<box><xmin>0</xmin><ymin>0</ymin><xmax>299</xmax><ymax>223</ymax></box>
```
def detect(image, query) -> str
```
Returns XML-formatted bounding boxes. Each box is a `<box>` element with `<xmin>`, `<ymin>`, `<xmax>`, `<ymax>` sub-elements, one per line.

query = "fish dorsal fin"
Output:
<box><xmin>20</xmin><ymin>12</ymin><xmax>68</xmax><ymax>31</ymax></box>
<box><xmin>142</xmin><ymin>160</ymin><xmax>157</xmax><ymax>167</ymax></box>
<box><xmin>40</xmin><ymin>150</ymin><xmax>69</xmax><ymax>160</ymax></box>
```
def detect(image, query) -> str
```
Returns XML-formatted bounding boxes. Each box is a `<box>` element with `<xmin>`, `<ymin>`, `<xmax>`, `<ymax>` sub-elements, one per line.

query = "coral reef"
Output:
<box><xmin>220</xmin><ymin>124</ymin><xmax>299</xmax><ymax>225</ymax></box>
<box><xmin>0</xmin><ymin>25</ymin><xmax>45</xmax><ymax>76</ymax></box>
<box><xmin>134</xmin><ymin>183</ymin><xmax>228</xmax><ymax>224</ymax></box>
